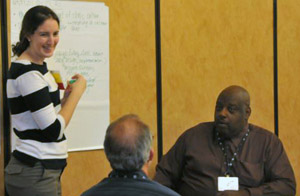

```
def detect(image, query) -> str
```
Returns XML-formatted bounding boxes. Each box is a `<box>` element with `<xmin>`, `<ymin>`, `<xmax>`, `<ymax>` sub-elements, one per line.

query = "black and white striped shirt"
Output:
<box><xmin>7</xmin><ymin>60</ymin><xmax>67</xmax><ymax>168</ymax></box>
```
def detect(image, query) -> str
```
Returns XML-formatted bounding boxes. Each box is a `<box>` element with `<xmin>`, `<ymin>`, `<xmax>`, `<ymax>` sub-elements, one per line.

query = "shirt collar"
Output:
<box><xmin>109</xmin><ymin>170</ymin><xmax>148</xmax><ymax>180</ymax></box>
<box><xmin>214</xmin><ymin>123</ymin><xmax>249</xmax><ymax>147</ymax></box>
<box><xmin>230</xmin><ymin>124</ymin><xmax>249</xmax><ymax>147</ymax></box>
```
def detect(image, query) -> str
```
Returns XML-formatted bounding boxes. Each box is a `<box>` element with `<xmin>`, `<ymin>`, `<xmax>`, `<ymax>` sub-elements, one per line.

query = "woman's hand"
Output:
<box><xmin>69</xmin><ymin>74</ymin><xmax>87</xmax><ymax>94</ymax></box>
<box><xmin>59</xmin><ymin>74</ymin><xmax>87</xmax><ymax>126</ymax></box>
<box><xmin>61</xmin><ymin>74</ymin><xmax>86</xmax><ymax>106</ymax></box>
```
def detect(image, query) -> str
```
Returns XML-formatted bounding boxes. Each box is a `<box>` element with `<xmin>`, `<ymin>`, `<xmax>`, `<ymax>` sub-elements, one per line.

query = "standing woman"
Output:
<box><xmin>5</xmin><ymin>6</ymin><xmax>86</xmax><ymax>196</ymax></box>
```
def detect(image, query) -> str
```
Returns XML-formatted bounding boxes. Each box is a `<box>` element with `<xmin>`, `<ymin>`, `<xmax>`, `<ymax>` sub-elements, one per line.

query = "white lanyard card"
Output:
<box><xmin>218</xmin><ymin>176</ymin><xmax>239</xmax><ymax>191</ymax></box>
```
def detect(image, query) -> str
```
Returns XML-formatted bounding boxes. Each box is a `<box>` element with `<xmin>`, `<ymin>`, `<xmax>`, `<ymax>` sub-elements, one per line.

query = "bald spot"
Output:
<box><xmin>109</xmin><ymin>118</ymin><xmax>141</xmax><ymax>150</ymax></box>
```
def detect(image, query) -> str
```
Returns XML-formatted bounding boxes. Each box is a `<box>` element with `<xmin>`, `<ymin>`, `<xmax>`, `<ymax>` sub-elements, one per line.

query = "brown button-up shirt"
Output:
<box><xmin>154</xmin><ymin>122</ymin><xmax>296</xmax><ymax>196</ymax></box>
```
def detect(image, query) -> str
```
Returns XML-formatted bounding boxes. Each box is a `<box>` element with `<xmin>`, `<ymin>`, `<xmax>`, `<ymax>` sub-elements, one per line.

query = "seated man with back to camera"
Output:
<box><xmin>154</xmin><ymin>85</ymin><xmax>296</xmax><ymax>196</ymax></box>
<box><xmin>82</xmin><ymin>114</ymin><xmax>180</xmax><ymax>196</ymax></box>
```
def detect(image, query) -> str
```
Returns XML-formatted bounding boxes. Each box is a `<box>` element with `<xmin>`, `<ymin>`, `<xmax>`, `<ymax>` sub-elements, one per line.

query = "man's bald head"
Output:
<box><xmin>104</xmin><ymin>114</ymin><xmax>152</xmax><ymax>171</ymax></box>
<box><xmin>219</xmin><ymin>85</ymin><xmax>250</xmax><ymax>108</ymax></box>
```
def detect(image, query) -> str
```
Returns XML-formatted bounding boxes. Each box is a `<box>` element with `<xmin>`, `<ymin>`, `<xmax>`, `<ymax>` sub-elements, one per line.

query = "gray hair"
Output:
<box><xmin>104</xmin><ymin>114</ymin><xmax>152</xmax><ymax>171</ymax></box>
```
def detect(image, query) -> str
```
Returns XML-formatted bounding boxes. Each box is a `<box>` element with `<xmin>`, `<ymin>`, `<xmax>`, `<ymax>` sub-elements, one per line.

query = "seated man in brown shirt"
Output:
<box><xmin>154</xmin><ymin>85</ymin><xmax>296</xmax><ymax>196</ymax></box>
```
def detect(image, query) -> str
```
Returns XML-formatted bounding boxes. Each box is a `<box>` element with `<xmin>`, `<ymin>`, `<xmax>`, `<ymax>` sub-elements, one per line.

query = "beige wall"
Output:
<box><xmin>161</xmin><ymin>0</ymin><xmax>274</xmax><ymax>152</ymax></box>
<box><xmin>278</xmin><ymin>0</ymin><xmax>300</xmax><ymax>194</ymax></box>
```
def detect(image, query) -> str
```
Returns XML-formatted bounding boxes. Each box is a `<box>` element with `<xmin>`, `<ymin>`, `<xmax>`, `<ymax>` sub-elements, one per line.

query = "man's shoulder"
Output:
<box><xmin>249</xmin><ymin>124</ymin><xmax>276</xmax><ymax>137</ymax></box>
<box><xmin>145</xmin><ymin>179</ymin><xmax>180</xmax><ymax>196</ymax></box>
<box><xmin>249</xmin><ymin>123</ymin><xmax>280</xmax><ymax>143</ymax></box>
<box><xmin>81</xmin><ymin>177</ymin><xmax>180</xmax><ymax>196</ymax></box>
<box><xmin>182</xmin><ymin>121</ymin><xmax>214</xmax><ymax>136</ymax></box>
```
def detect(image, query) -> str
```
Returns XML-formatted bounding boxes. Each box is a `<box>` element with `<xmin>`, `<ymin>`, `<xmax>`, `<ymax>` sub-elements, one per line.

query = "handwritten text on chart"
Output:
<box><xmin>54</xmin><ymin>49</ymin><xmax>107</xmax><ymax>91</ymax></box>
<box><xmin>58</xmin><ymin>11</ymin><xmax>108</xmax><ymax>32</ymax></box>
<box><xmin>12</xmin><ymin>4</ymin><xmax>108</xmax><ymax>32</ymax></box>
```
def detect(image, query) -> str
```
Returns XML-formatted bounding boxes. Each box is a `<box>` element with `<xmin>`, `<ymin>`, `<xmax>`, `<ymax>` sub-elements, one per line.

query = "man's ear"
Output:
<box><xmin>246</xmin><ymin>106</ymin><xmax>251</xmax><ymax>119</ymax></box>
<box><xmin>148</xmin><ymin>148</ymin><xmax>154</xmax><ymax>162</ymax></box>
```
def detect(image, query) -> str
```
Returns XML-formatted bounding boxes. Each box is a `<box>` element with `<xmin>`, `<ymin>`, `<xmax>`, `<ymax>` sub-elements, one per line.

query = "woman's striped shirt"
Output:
<box><xmin>7</xmin><ymin>60</ymin><xmax>67</xmax><ymax>169</ymax></box>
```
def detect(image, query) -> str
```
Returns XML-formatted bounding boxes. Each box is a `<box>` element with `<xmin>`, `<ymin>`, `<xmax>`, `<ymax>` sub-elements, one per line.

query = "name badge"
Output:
<box><xmin>218</xmin><ymin>176</ymin><xmax>239</xmax><ymax>191</ymax></box>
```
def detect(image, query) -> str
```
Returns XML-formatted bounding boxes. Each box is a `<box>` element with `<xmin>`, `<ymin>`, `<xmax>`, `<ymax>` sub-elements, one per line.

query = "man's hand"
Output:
<box><xmin>216</xmin><ymin>190</ymin><xmax>250</xmax><ymax>196</ymax></box>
